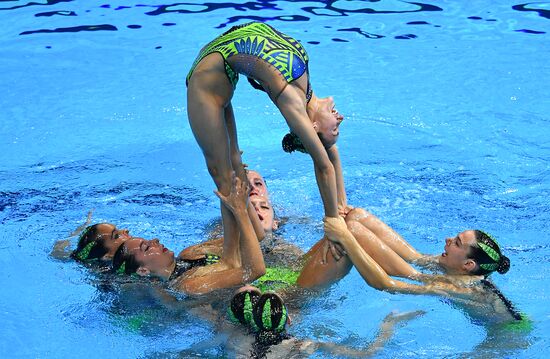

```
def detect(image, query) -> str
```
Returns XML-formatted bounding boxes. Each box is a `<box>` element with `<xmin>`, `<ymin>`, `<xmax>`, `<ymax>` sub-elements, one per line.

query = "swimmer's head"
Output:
<box><xmin>309</xmin><ymin>95</ymin><xmax>343</xmax><ymax>149</ymax></box>
<box><xmin>228</xmin><ymin>286</ymin><xmax>261</xmax><ymax>331</ymax></box>
<box><xmin>439</xmin><ymin>230</ymin><xmax>510</xmax><ymax>276</ymax></box>
<box><xmin>112</xmin><ymin>238</ymin><xmax>175</xmax><ymax>280</ymax></box>
<box><xmin>246</xmin><ymin>170</ymin><xmax>269</xmax><ymax>198</ymax></box>
<box><xmin>282</xmin><ymin>97</ymin><xmax>342</xmax><ymax>153</ymax></box>
<box><xmin>253</xmin><ymin>292</ymin><xmax>288</xmax><ymax>334</ymax></box>
<box><xmin>250</xmin><ymin>194</ymin><xmax>278</xmax><ymax>233</ymax></box>
<box><xmin>71</xmin><ymin>223</ymin><xmax>131</xmax><ymax>262</ymax></box>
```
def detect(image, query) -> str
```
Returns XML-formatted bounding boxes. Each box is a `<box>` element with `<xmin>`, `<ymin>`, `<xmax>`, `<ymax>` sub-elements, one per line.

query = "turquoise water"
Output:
<box><xmin>1</xmin><ymin>0</ymin><xmax>549</xmax><ymax>357</ymax></box>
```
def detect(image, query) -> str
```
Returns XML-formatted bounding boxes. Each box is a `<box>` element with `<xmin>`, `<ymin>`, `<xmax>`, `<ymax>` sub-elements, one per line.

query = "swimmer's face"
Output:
<box><xmin>95</xmin><ymin>223</ymin><xmax>131</xmax><ymax>259</ymax></box>
<box><xmin>313</xmin><ymin>96</ymin><xmax>343</xmax><ymax>148</ymax></box>
<box><xmin>250</xmin><ymin>194</ymin><xmax>277</xmax><ymax>233</ymax></box>
<box><xmin>247</xmin><ymin>170</ymin><xmax>269</xmax><ymax>198</ymax></box>
<box><xmin>439</xmin><ymin>230</ymin><xmax>477</xmax><ymax>274</ymax></box>
<box><xmin>126</xmin><ymin>238</ymin><xmax>175</xmax><ymax>279</ymax></box>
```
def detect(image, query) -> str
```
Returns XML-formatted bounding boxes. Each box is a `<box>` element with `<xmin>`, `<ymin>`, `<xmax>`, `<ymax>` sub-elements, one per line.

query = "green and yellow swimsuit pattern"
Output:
<box><xmin>186</xmin><ymin>21</ymin><xmax>310</xmax><ymax>93</ymax></box>
<box><xmin>254</xmin><ymin>266</ymin><xmax>300</xmax><ymax>293</ymax></box>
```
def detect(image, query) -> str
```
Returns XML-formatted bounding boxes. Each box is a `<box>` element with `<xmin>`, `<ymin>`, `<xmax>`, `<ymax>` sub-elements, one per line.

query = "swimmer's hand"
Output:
<box><xmin>68</xmin><ymin>209</ymin><xmax>94</xmax><ymax>237</ymax></box>
<box><xmin>214</xmin><ymin>172</ymin><xmax>248</xmax><ymax>215</ymax></box>
<box><xmin>323</xmin><ymin>216</ymin><xmax>351</xmax><ymax>245</ymax></box>
<box><xmin>383</xmin><ymin>309</ymin><xmax>426</xmax><ymax>325</ymax></box>
<box><xmin>321</xmin><ymin>238</ymin><xmax>346</xmax><ymax>263</ymax></box>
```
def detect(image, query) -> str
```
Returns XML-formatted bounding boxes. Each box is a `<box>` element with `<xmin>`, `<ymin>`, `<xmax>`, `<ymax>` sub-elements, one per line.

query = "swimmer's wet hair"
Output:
<box><xmin>112</xmin><ymin>242</ymin><xmax>140</xmax><ymax>275</ymax></box>
<box><xmin>282</xmin><ymin>132</ymin><xmax>332</xmax><ymax>153</ymax></box>
<box><xmin>469</xmin><ymin>230</ymin><xmax>510</xmax><ymax>276</ymax></box>
<box><xmin>282</xmin><ymin>132</ymin><xmax>307</xmax><ymax>154</ymax></box>
<box><xmin>253</xmin><ymin>292</ymin><xmax>288</xmax><ymax>333</ymax></box>
<box><xmin>71</xmin><ymin>224</ymin><xmax>108</xmax><ymax>262</ymax></box>
<box><xmin>228</xmin><ymin>288</ymin><xmax>261</xmax><ymax>331</ymax></box>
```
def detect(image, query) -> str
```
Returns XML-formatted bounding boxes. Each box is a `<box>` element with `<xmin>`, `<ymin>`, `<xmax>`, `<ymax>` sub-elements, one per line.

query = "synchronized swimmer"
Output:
<box><xmin>51</xmin><ymin>20</ymin><xmax>526</xmax><ymax>358</ymax></box>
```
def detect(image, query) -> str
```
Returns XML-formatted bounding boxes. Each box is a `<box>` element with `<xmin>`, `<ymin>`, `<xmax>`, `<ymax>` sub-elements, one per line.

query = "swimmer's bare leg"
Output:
<box><xmin>296</xmin><ymin>237</ymin><xmax>353</xmax><ymax>289</ymax></box>
<box><xmin>346</xmin><ymin>207</ymin><xmax>421</xmax><ymax>262</ymax></box>
<box><xmin>345</xmin><ymin>220</ymin><xmax>418</xmax><ymax>278</ymax></box>
<box><xmin>187</xmin><ymin>53</ymin><xmax>241</xmax><ymax>268</ymax></box>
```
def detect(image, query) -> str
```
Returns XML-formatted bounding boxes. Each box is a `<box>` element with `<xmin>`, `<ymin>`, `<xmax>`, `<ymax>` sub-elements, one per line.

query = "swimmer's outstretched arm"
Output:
<box><xmin>50</xmin><ymin>210</ymin><xmax>94</xmax><ymax>260</ymax></box>
<box><xmin>276</xmin><ymin>86</ymin><xmax>339</xmax><ymax>220</ymax></box>
<box><xmin>314</xmin><ymin>310</ymin><xmax>425</xmax><ymax>357</ymax></box>
<box><xmin>327</xmin><ymin>145</ymin><xmax>350</xmax><ymax>215</ymax></box>
<box><xmin>50</xmin><ymin>240</ymin><xmax>73</xmax><ymax>260</ymax></box>
<box><xmin>172</xmin><ymin>174</ymin><xmax>265</xmax><ymax>295</ymax></box>
<box><xmin>177</xmin><ymin>190</ymin><xmax>266</xmax><ymax>262</ymax></box>
<box><xmin>305</xmin><ymin>311</ymin><xmax>424</xmax><ymax>357</ymax></box>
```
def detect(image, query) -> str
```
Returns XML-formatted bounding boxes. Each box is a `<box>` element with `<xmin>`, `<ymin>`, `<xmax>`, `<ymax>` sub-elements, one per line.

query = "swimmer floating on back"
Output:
<box><xmin>208</xmin><ymin>285</ymin><xmax>424</xmax><ymax>358</ymax></box>
<box><xmin>51</xmin><ymin>213</ymin><xmax>132</xmax><ymax>263</ymax></box>
<box><xmin>112</xmin><ymin>173</ymin><xmax>266</xmax><ymax>295</ymax></box>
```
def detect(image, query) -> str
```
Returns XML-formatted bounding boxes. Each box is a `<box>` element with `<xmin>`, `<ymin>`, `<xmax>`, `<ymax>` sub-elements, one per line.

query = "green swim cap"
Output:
<box><xmin>74</xmin><ymin>240</ymin><xmax>96</xmax><ymax>261</ymax></box>
<box><xmin>253</xmin><ymin>292</ymin><xmax>288</xmax><ymax>333</ymax></box>
<box><xmin>228</xmin><ymin>289</ymin><xmax>260</xmax><ymax>331</ymax></box>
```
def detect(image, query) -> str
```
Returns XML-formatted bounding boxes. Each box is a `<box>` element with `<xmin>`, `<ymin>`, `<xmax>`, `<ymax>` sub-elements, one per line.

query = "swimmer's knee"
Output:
<box><xmin>346</xmin><ymin>220</ymin><xmax>363</xmax><ymax>234</ymax></box>
<box><xmin>346</xmin><ymin>207</ymin><xmax>370</xmax><ymax>221</ymax></box>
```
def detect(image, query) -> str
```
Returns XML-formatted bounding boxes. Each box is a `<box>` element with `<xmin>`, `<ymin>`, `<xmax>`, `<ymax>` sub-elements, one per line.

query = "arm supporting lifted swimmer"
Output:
<box><xmin>177</xmin><ymin>202</ymin><xmax>266</xmax><ymax>262</ymax></box>
<box><xmin>276</xmin><ymin>85</ymin><xmax>339</xmax><ymax>218</ymax></box>
<box><xmin>172</xmin><ymin>174</ymin><xmax>266</xmax><ymax>294</ymax></box>
<box><xmin>327</xmin><ymin>145</ymin><xmax>349</xmax><ymax>215</ymax></box>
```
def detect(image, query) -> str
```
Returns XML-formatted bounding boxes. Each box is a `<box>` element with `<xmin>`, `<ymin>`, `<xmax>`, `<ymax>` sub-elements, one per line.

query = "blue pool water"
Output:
<box><xmin>1</xmin><ymin>0</ymin><xmax>549</xmax><ymax>357</ymax></box>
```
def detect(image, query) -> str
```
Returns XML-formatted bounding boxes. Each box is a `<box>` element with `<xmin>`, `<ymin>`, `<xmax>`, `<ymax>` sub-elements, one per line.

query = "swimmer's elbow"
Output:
<box><xmin>315</xmin><ymin>159</ymin><xmax>335</xmax><ymax>174</ymax></box>
<box><xmin>369</xmin><ymin>278</ymin><xmax>404</xmax><ymax>294</ymax></box>
<box><xmin>255</xmin><ymin>262</ymin><xmax>266</xmax><ymax>278</ymax></box>
<box><xmin>246</xmin><ymin>262</ymin><xmax>266</xmax><ymax>283</ymax></box>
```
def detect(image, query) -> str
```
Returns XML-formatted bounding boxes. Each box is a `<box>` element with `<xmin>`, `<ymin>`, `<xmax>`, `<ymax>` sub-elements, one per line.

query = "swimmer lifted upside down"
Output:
<box><xmin>186</xmin><ymin>21</ymin><xmax>350</xmax><ymax>267</ymax></box>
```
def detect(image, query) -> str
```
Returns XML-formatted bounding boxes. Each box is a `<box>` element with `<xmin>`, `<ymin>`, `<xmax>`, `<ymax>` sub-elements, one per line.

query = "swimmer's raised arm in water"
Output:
<box><xmin>112</xmin><ymin>173</ymin><xmax>266</xmax><ymax>295</ymax></box>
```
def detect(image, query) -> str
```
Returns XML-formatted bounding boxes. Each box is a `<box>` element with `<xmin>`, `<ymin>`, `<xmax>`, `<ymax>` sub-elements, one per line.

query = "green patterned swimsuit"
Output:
<box><xmin>187</xmin><ymin>22</ymin><xmax>312</xmax><ymax>101</ymax></box>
